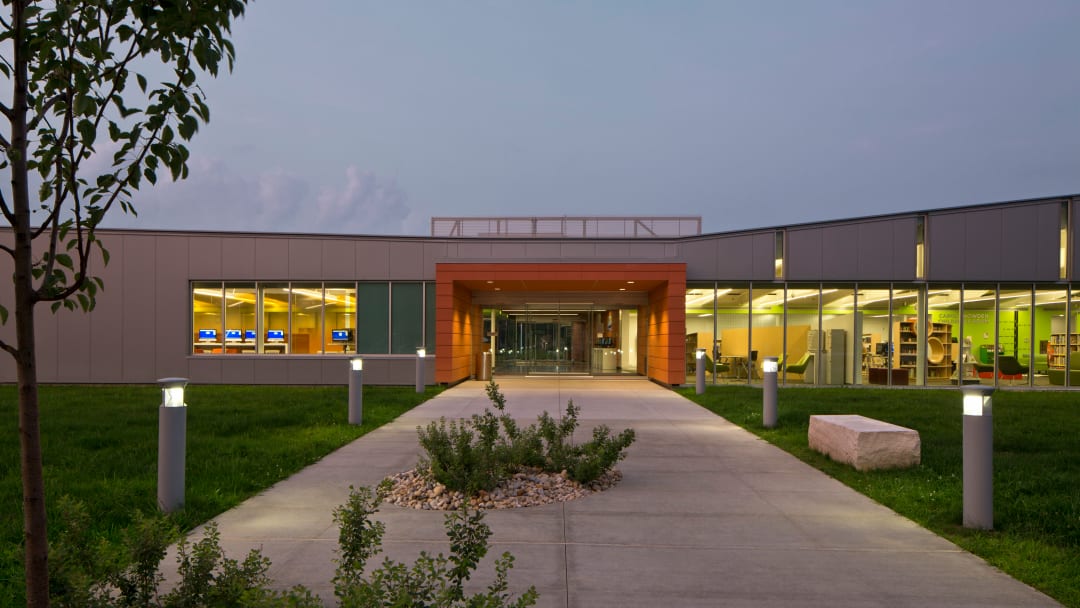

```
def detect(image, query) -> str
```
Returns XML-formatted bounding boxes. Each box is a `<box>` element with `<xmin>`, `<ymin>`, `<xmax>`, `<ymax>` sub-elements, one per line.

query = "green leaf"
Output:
<box><xmin>77</xmin><ymin>119</ymin><xmax>96</xmax><ymax>145</ymax></box>
<box><xmin>55</xmin><ymin>254</ymin><xmax>74</xmax><ymax>270</ymax></box>
<box><xmin>137</xmin><ymin>73</ymin><xmax>147</xmax><ymax>92</ymax></box>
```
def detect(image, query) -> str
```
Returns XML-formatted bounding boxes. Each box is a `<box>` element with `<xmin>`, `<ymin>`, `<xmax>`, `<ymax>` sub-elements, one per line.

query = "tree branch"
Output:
<box><xmin>0</xmin><ymin>338</ymin><xmax>16</xmax><ymax>358</ymax></box>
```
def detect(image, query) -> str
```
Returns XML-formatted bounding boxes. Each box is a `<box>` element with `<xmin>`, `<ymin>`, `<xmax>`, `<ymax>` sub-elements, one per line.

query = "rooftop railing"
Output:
<box><xmin>431</xmin><ymin>216</ymin><xmax>702</xmax><ymax>239</ymax></box>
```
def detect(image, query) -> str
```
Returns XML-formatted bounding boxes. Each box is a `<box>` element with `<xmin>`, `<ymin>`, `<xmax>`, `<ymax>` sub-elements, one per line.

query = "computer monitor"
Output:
<box><xmin>245</xmin><ymin>329</ymin><xmax>257</xmax><ymax>341</ymax></box>
<box><xmin>331</xmin><ymin>329</ymin><xmax>353</xmax><ymax>343</ymax></box>
<box><xmin>225</xmin><ymin>329</ymin><xmax>242</xmax><ymax>342</ymax></box>
<box><xmin>198</xmin><ymin>329</ymin><xmax>217</xmax><ymax>342</ymax></box>
<box><xmin>266</xmin><ymin>329</ymin><xmax>285</xmax><ymax>342</ymax></box>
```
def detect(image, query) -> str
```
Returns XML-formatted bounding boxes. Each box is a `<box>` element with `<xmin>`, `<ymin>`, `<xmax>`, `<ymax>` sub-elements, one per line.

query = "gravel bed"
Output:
<box><xmin>382</xmin><ymin>467</ymin><xmax>622</xmax><ymax>510</ymax></box>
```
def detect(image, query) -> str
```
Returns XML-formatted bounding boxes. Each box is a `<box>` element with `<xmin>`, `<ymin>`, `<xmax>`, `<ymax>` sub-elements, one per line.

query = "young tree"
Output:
<box><xmin>0</xmin><ymin>2</ymin><xmax>249</xmax><ymax>606</ymax></box>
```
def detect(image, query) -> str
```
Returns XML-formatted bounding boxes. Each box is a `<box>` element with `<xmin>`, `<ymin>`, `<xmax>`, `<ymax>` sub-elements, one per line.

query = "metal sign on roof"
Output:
<box><xmin>431</xmin><ymin>216</ymin><xmax>702</xmax><ymax>239</ymax></box>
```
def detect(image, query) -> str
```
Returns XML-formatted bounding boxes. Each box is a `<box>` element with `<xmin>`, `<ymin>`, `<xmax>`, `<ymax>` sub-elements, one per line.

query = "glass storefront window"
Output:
<box><xmin>998</xmin><ymin>287</ymin><xmax>1034</xmax><ymax>387</ymax></box>
<box><xmin>713</xmin><ymin>285</ymin><xmax>748</xmax><ymax>384</ymax></box>
<box><xmin>1040</xmin><ymin>287</ymin><xmax>1072</xmax><ymax>387</ymax></box>
<box><xmin>325</xmin><ymin>283</ymin><xmax>357</xmax><ymax>354</ymax></box>
<box><xmin>820</xmin><ymin>285</ymin><xmax>855</xmax><ymax>386</ymax></box>
<box><xmin>357</xmin><ymin>282</ymin><xmax>389</xmax><ymax>354</ymax></box>
<box><xmin>192</xmin><ymin>282</ymin><xmax>223</xmax><ymax>354</ymax></box>
<box><xmin>391</xmin><ymin>283</ymin><xmax>424</xmax><ymax>354</ymax></box>
<box><xmin>858</xmin><ymin>285</ymin><xmax>894</xmax><ymax>385</ymax></box>
<box><xmin>750</xmin><ymin>284</ymin><xmax>785</xmax><ymax>383</ymax></box>
<box><xmin>685</xmin><ymin>284</ymin><xmax>715</xmax><ymax>381</ymax></box>
<box><xmin>926</xmin><ymin>286</ymin><xmax>963</xmax><ymax>386</ymax></box>
<box><xmin>223</xmin><ymin>284</ymin><xmax>256</xmax><ymax>355</ymax></box>
<box><xmin>961</xmin><ymin>285</ymin><xmax>997</xmax><ymax>386</ymax></box>
<box><xmin>782</xmin><ymin>285</ymin><xmax>819</xmax><ymax>385</ymax></box>
<box><xmin>260</xmin><ymin>283</ymin><xmax>291</xmax><ymax>354</ymax></box>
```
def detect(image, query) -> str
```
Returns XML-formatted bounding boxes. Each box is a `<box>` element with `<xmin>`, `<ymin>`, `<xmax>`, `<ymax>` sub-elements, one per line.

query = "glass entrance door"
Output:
<box><xmin>488</xmin><ymin>302</ymin><xmax>638</xmax><ymax>376</ymax></box>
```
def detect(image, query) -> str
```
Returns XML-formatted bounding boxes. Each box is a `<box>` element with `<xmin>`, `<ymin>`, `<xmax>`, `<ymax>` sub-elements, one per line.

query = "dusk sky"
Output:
<box><xmin>106</xmin><ymin>1</ymin><xmax>1080</xmax><ymax>237</ymax></box>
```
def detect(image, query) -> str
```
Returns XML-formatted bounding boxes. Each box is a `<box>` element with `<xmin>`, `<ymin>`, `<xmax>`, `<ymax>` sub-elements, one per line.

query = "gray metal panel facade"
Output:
<box><xmin>715</xmin><ymin>234</ymin><xmax>755</xmax><ymax>280</ymax></box>
<box><xmin>1</xmin><ymin>193</ymin><xmax>1076</xmax><ymax>386</ymax></box>
<box><xmin>752</xmin><ymin>232</ymin><xmax>776</xmax><ymax>280</ymax></box>
<box><xmin>787</xmin><ymin>228</ymin><xmax>822</xmax><ymax>280</ymax></box>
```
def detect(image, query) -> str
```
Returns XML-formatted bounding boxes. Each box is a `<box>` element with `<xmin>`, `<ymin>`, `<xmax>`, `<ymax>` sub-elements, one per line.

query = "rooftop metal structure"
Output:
<box><xmin>431</xmin><ymin>216</ymin><xmax>702</xmax><ymax>239</ymax></box>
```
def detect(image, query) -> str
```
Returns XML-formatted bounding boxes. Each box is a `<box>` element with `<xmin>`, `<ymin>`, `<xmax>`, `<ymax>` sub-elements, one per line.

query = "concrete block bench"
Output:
<box><xmin>808</xmin><ymin>415</ymin><xmax>921</xmax><ymax>471</ymax></box>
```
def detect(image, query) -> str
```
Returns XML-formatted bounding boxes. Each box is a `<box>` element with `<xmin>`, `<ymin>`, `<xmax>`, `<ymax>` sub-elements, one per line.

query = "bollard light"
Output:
<box><xmin>961</xmin><ymin>385</ymin><xmax>994</xmax><ymax>530</ymax></box>
<box><xmin>348</xmin><ymin>356</ymin><xmax>364</xmax><ymax>425</ymax></box>
<box><xmin>695</xmin><ymin>348</ymin><xmax>706</xmax><ymax>395</ymax></box>
<box><xmin>157</xmin><ymin>377</ymin><xmax>189</xmax><ymax>513</ymax></box>
<box><xmin>415</xmin><ymin>346</ymin><xmax>426</xmax><ymax>394</ymax></box>
<box><xmin>762</xmin><ymin>356</ymin><xmax>778</xmax><ymax>428</ymax></box>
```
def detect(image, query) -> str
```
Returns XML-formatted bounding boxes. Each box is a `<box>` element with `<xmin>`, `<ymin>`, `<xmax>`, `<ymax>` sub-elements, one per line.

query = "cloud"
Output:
<box><xmin>104</xmin><ymin>158</ymin><xmax>417</xmax><ymax>235</ymax></box>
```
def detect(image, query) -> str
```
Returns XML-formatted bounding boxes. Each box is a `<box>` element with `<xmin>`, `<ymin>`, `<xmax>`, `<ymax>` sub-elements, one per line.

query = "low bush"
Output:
<box><xmin>418</xmin><ymin>380</ymin><xmax>635</xmax><ymax>494</ymax></box>
<box><xmin>48</xmin><ymin>485</ymin><xmax>537</xmax><ymax>607</ymax></box>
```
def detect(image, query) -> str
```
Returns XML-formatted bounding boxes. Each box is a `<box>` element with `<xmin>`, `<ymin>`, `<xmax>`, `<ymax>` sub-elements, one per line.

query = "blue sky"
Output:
<box><xmin>107</xmin><ymin>1</ymin><xmax>1080</xmax><ymax>236</ymax></box>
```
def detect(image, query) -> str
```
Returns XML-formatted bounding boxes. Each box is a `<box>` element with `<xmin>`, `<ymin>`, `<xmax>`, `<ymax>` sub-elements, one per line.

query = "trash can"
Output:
<box><xmin>477</xmin><ymin>351</ymin><xmax>492</xmax><ymax>381</ymax></box>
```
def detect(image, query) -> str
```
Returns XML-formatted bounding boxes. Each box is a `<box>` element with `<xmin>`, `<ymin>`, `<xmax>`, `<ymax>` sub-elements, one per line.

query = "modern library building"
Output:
<box><xmin>3</xmin><ymin>193</ymin><xmax>1079</xmax><ymax>390</ymax></box>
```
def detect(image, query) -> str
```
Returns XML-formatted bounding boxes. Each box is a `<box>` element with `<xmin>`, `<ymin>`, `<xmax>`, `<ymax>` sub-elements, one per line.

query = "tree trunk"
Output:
<box><xmin>10</xmin><ymin>0</ymin><xmax>50</xmax><ymax>604</ymax></box>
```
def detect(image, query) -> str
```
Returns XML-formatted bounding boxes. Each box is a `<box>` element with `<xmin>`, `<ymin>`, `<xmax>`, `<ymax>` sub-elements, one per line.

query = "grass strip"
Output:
<box><xmin>676</xmin><ymin>385</ymin><xmax>1080</xmax><ymax>608</ymax></box>
<box><xmin>0</xmin><ymin>383</ymin><xmax>441</xmax><ymax>605</ymax></box>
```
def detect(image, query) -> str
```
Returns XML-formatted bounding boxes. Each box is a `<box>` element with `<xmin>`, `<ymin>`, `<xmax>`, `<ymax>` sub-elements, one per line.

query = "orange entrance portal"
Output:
<box><xmin>435</xmin><ymin>263</ymin><xmax>686</xmax><ymax>385</ymax></box>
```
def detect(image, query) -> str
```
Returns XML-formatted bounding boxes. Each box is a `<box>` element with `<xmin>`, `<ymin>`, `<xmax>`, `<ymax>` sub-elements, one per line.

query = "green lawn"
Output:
<box><xmin>677</xmin><ymin>385</ymin><xmax>1080</xmax><ymax>608</ymax></box>
<box><xmin>0</xmin><ymin>383</ymin><xmax>441</xmax><ymax>606</ymax></box>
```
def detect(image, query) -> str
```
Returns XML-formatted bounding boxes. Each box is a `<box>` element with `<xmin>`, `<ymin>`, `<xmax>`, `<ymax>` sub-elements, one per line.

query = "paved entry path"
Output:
<box><xmin>175</xmin><ymin>378</ymin><xmax>1060</xmax><ymax>607</ymax></box>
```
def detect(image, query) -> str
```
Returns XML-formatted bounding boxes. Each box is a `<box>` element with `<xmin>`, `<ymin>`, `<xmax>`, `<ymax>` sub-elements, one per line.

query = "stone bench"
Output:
<box><xmin>808</xmin><ymin>415</ymin><xmax>920</xmax><ymax>471</ymax></box>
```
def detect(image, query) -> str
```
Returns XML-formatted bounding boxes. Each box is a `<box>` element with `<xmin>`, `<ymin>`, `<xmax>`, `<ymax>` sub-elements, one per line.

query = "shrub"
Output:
<box><xmin>333</xmin><ymin>485</ymin><xmax>539</xmax><ymax>607</ymax></box>
<box><xmin>417</xmin><ymin>381</ymin><xmax>635</xmax><ymax>493</ymax></box>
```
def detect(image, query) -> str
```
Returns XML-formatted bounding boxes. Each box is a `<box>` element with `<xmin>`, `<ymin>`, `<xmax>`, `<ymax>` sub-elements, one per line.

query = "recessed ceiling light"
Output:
<box><xmin>619</xmin><ymin>288</ymin><xmax>626</xmax><ymax>291</ymax></box>
<box><xmin>486</xmin><ymin>280</ymin><xmax>494</xmax><ymax>284</ymax></box>
<box><xmin>627</xmin><ymin>281</ymin><xmax>635</xmax><ymax>284</ymax></box>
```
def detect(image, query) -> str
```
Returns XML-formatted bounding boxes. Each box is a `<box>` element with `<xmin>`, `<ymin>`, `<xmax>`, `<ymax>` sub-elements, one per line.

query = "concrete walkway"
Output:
<box><xmin>176</xmin><ymin>378</ymin><xmax>1060</xmax><ymax>607</ymax></box>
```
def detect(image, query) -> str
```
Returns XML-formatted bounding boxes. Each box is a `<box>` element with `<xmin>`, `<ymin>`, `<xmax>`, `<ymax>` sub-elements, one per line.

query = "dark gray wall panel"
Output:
<box><xmin>820</xmin><ymin>224</ymin><xmax>859</xmax><ymax>280</ymax></box>
<box><xmin>221</xmin><ymin>237</ymin><xmax>256</xmax><ymax>279</ymax></box>
<box><xmin>388</xmin><ymin>241</ymin><xmax>425</xmax><ymax>279</ymax></box>
<box><xmin>1073</xmin><ymin>199</ymin><xmax>1080</xmax><ymax>280</ymax></box>
<box><xmin>289</xmin><ymin>239</ymin><xmax>323</xmax><ymax>278</ymax></box>
<box><xmin>891</xmin><ymin>217</ymin><xmax>917</xmax><ymax>280</ymax></box>
<box><xmin>964</xmin><ymin>210</ymin><xmax>1002</xmax><ymax>280</ymax></box>
<box><xmin>423</xmin><ymin>243</ymin><xmax>447</xmax><ymax>278</ymax></box>
<box><xmin>856</xmin><ymin>220</ymin><xmax>895</xmax><ymax>280</ymax></box>
<box><xmin>1035</xmin><ymin>202</ymin><xmax>1062</xmax><ymax>280</ymax></box>
<box><xmin>254</xmin><ymin>238</ymin><xmax>289</xmax><ymax>280</ymax></box>
<box><xmin>121</xmin><ymin>235</ymin><xmax>157</xmax><ymax>382</ymax></box>
<box><xmin>89</xmin><ymin>240</ymin><xmax>124</xmax><ymax>381</ymax></box>
<box><xmin>715</xmin><ymin>235</ymin><xmax>755</xmax><ymax>279</ymax></box>
<box><xmin>356</xmin><ymin>240</ymin><xmax>391</xmax><ymax>279</ymax></box>
<box><xmin>927</xmin><ymin>213</ymin><xmax>965</xmax><ymax>280</ymax></box>
<box><xmin>491</xmin><ymin>242</ymin><xmax>527</xmax><ymax>260</ymax></box>
<box><xmin>525</xmin><ymin>242</ymin><xmax>561</xmax><ymax>259</ymax></box>
<box><xmin>155</xmin><ymin>237</ymin><xmax>189</xmax><ymax>378</ymax></box>
<box><xmin>560</xmin><ymin>243</ymin><xmax>595</xmax><ymax>259</ymax></box>
<box><xmin>682</xmin><ymin>239</ymin><xmax>718</xmax><ymax>281</ymax></box>
<box><xmin>252</xmin><ymin>358</ymin><xmax>290</xmax><ymax>384</ymax></box>
<box><xmin>752</xmin><ymin>232</ymin><xmax>776</xmax><ymax>280</ymax></box>
<box><xmin>787</xmin><ymin>228</ymin><xmax>822</xmax><ymax>280</ymax></box>
<box><xmin>287</xmin><ymin>359</ymin><xmax>324</xmax><ymax>384</ymax></box>
<box><xmin>322</xmin><ymin>239</ymin><xmax>356</xmax><ymax>279</ymax></box>
<box><xmin>187</xmin><ymin>357</ymin><xmax>222</xmax><ymax>384</ymax></box>
<box><xmin>595</xmin><ymin>242</ymin><xmax>630</xmax><ymax>258</ymax></box>
<box><xmin>188</xmin><ymin>236</ymin><xmax>221</xmax><ymax>278</ymax></box>
<box><xmin>629</xmin><ymin>242</ymin><xmax>667</xmax><ymax>260</ymax></box>
<box><xmin>457</xmin><ymin>242</ymin><xmax>493</xmax><ymax>259</ymax></box>
<box><xmin>1000</xmin><ymin>205</ymin><xmax>1038</xmax><ymax>279</ymax></box>
<box><xmin>57</xmin><ymin>306</ymin><xmax>91</xmax><ymax>382</ymax></box>
<box><xmin>221</xmin><ymin>359</ymin><xmax>256</xmax><ymax>384</ymax></box>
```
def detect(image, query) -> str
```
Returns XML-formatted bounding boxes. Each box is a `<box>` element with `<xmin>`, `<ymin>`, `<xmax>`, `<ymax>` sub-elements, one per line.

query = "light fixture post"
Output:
<box><xmin>762</xmin><ymin>357</ymin><xmax>779</xmax><ymax>428</ymax></box>
<box><xmin>962</xmin><ymin>385</ymin><xmax>994</xmax><ymax>530</ymax></box>
<box><xmin>157</xmin><ymin>377</ymin><xmax>188</xmax><ymax>513</ymax></box>
<box><xmin>695</xmin><ymin>348</ymin><xmax>706</xmax><ymax>394</ymax></box>
<box><xmin>348</xmin><ymin>357</ymin><xmax>364</xmax><ymax>425</ymax></box>
<box><xmin>416</xmin><ymin>347</ymin><xmax>426</xmax><ymax>394</ymax></box>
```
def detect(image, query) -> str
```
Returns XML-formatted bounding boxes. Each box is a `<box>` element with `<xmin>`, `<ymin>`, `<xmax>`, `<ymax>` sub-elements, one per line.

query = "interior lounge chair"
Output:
<box><xmin>1048</xmin><ymin>357</ymin><xmax>1080</xmax><ymax>386</ymax></box>
<box><xmin>783</xmin><ymin>352</ymin><xmax>813</xmax><ymax>376</ymax></box>
<box><xmin>973</xmin><ymin>356</ymin><xmax>1029</xmax><ymax>383</ymax></box>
